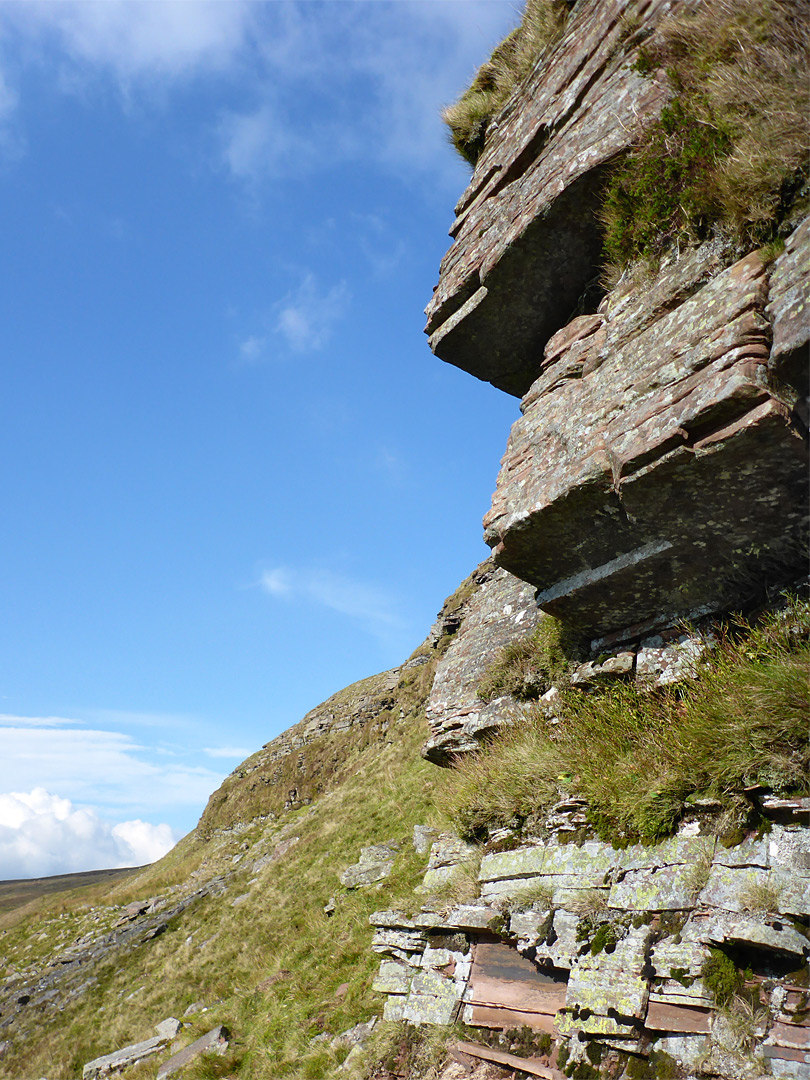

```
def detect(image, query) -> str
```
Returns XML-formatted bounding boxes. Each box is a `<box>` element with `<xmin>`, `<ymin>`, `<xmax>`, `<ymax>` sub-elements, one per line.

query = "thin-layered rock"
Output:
<box><xmin>483</xmin><ymin>229</ymin><xmax>809</xmax><ymax>636</ymax></box>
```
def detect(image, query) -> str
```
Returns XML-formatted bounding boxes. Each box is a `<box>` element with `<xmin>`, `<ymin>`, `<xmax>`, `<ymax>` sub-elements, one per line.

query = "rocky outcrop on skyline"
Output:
<box><xmin>427</xmin><ymin>0</ymin><xmax>809</xmax><ymax>638</ymax></box>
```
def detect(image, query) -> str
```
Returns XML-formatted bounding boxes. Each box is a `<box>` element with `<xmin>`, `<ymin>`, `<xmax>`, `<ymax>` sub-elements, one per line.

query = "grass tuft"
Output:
<box><xmin>442</xmin><ymin>600</ymin><xmax>810</xmax><ymax>845</ymax></box>
<box><xmin>477</xmin><ymin>616</ymin><xmax>585</xmax><ymax>702</ymax></box>
<box><xmin>601</xmin><ymin>0</ymin><xmax>810</xmax><ymax>271</ymax></box>
<box><xmin>442</xmin><ymin>0</ymin><xmax>569</xmax><ymax>166</ymax></box>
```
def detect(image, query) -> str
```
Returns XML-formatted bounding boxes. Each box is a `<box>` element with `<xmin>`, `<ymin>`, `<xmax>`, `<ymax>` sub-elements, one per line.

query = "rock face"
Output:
<box><xmin>423</xmin><ymin>561</ymin><xmax>541</xmax><ymax>764</ymax></box>
<box><xmin>428</xmin><ymin>0</ymin><xmax>809</xmax><ymax>638</ymax></box>
<box><xmin>424</xmin><ymin>0</ymin><xmax>673</xmax><ymax>397</ymax></box>
<box><xmin>482</xmin><ymin>232</ymin><xmax>809</xmax><ymax>636</ymax></box>
<box><xmin>371</xmin><ymin>797</ymin><xmax>810</xmax><ymax>1077</ymax></box>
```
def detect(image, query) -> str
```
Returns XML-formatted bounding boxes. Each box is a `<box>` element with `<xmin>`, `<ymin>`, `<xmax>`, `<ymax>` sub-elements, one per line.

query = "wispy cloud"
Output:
<box><xmin>0</xmin><ymin>713</ymin><xmax>75</xmax><ymax>728</ymax></box>
<box><xmin>203</xmin><ymin>746</ymin><xmax>253</xmax><ymax>760</ymax></box>
<box><xmin>217</xmin><ymin>99</ymin><xmax>321</xmax><ymax>185</ymax></box>
<box><xmin>239</xmin><ymin>334</ymin><xmax>266</xmax><ymax>363</ymax></box>
<box><xmin>0</xmin><ymin>788</ymin><xmax>177</xmax><ymax>879</ymax></box>
<box><xmin>274</xmin><ymin>273</ymin><xmax>350</xmax><ymax>353</ymax></box>
<box><xmin>0</xmin><ymin>1</ymin><xmax>518</xmax><ymax>183</ymax></box>
<box><xmin>259</xmin><ymin>565</ymin><xmax>405</xmax><ymax>638</ymax></box>
<box><xmin>3</xmin><ymin>1</ymin><xmax>254</xmax><ymax>83</ymax></box>
<box><xmin>0</xmin><ymin>716</ymin><xmax>224</xmax><ymax>817</ymax></box>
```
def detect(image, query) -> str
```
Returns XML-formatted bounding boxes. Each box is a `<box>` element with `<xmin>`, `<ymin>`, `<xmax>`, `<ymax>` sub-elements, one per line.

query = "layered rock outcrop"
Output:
<box><xmin>483</xmin><ymin>230</ymin><xmax>809</xmax><ymax>637</ymax></box>
<box><xmin>425</xmin><ymin>0</ymin><xmax>673</xmax><ymax>397</ymax></box>
<box><xmin>371</xmin><ymin>797</ymin><xmax>810</xmax><ymax>1078</ymax></box>
<box><xmin>428</xmin><ymin>0</ymin><xmax>809</xmax><ymax>638</ymax></box>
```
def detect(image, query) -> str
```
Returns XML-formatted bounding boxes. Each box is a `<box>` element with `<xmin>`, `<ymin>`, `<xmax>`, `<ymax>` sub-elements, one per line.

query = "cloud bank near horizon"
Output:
<box><xmin>0</xmin><ymin>788</ymin><xmax>178</xmax><ymax>880</ymax></box>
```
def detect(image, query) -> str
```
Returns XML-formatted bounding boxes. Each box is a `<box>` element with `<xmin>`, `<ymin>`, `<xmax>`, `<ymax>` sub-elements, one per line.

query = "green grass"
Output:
<box><xmin>441</xmin><ymin>599</ymin><xmax>810</xmax><ymax>845</ymax></box>
<box><xmin>0</xmin><ymin>726</ymin><xmax>442</xmax><ymax>1080</ymax></box>
<box><xmin>701</xmin><ymin>949</ymin><xmax>743</xmax><ymax>1007</ymax></box>
<box><xmin>477</xmin><ymin>616</ymin><xmax>585</xmax><ymax>702</ymax></box>
<box><xmin>442</xmin><ymin>0</ymin><xmax>569</xmax><ymax>166</ymax></box>
<box><xmin>602</xmin><ymin>0</ymin><xmax>809</xmax><ymax>272</ymax></box>
<box><xmin>0</xmin><ymin>568</ymin><xmax>494</xmax><ymax>1080</ymax></box>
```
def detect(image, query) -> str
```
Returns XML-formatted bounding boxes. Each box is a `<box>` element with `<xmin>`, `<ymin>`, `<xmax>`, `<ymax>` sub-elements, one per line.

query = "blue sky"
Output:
<box><xmin>0</xmin><ymin>0</ymin><xmax>521</xmax><ymax>878</ymax></box>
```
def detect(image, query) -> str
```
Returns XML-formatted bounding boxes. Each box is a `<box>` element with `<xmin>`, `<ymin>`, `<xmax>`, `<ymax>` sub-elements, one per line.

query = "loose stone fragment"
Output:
<box><xmin>156</xmin><ymin>1026</ymin><xmax>229</xmax><ymax>1080</ymax></box>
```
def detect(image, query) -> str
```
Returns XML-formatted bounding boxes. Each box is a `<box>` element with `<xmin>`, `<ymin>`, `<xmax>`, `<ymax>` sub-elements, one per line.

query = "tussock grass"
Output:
<box><xmin>442</xmin><ymin>0</ymin><xmax>569</xmax><ymax>166</ymax></box>
<box><xmin>477</xmin><ymin>615</ymin><xmax>585</xmax><ymax>702</ymax></box>
<box><xmin>442</xmin><ymin>600</ymin><xmax>810</xmax><ymax>845</ymax></box>
<box><xmin>602</xmin><ymin>0</ymin><xmax>810</xmax><ymax>270</ymax></box>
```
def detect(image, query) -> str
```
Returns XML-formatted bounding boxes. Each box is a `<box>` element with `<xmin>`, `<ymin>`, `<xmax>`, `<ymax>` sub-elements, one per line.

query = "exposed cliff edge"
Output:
<box><xmin>428</xmin><ymin>0</ymin><xmax>808</xmax><ymax>637</ymax></box>
<box><xmin>0</xmin><ymin>2</ymin><xmax>807</xmax><ymax>1079</ymax></box>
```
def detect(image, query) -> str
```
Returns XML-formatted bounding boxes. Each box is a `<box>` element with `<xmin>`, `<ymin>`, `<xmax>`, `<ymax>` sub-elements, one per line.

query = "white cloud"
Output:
<box><xmin>239</xmin><ymin>335</ymin><xmax>267</xmax><ymax>363</ymax></box>
<box><xmin>260</xmin><ymin>565</ymin><xmax>404</xmax><ymax>638</ymax></box>
<box><xmin>0</xmin><ymin>716</ymin><xmax>224</xmax><ymax>817</ymax></box>
<box><xmin>202</xmin><ymin>746</ymin><xmax>253</xmax><ymax>759</ymax></box>
<box><xmin>0</xmin><ymin>788</ymin><xmax>177</xmax><ymax>879</ymax></box>
<box><xmin>3</xmin><ymin>1</ymin><xmax>254</xmax><ymax>82</ymax></box>
<box><xmin>274</xmin><ymin>273</ymin><xmax>350</xmax><ymax>353</ymax></box>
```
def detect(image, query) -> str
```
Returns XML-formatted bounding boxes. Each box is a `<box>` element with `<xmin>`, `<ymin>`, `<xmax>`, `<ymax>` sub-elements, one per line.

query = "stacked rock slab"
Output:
<box><xmin>483</xmin><ymin>231</ymin><xmax>809</xmax><ymax>636</ymax></box>
<box><xmin>424</xmin><ymin>0</ymin><xmax>673</xmax><ymax>397</ymax></box>
<box><xmin>427</xmin><ymin>0</ymin><xmax>809</xmax><ymax>637</ymax></box>
<box><xmin>370</xmin><ymin>799</ymin><xmax>810</xmax><ymax>1077</ymax></box>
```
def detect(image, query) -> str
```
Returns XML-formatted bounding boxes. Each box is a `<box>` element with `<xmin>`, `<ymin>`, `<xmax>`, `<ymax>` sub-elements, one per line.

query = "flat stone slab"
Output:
<box><xmin>480</xmin><ymin>840</ymin><xmax>616</xmax><ymax>884</ymax></box>
<box><xmin>608</xmin><ymin>864</ymin><xmax>697</xmax><ymax>911</ymax></box>
<box><xmin>564</xmin><ymin>927</ymin><xmax>653</xmax><ymax>1024</ymax></box>
<box><xmin>156</xmin><ymin>1026</ymin><xmax>229</xmax><ymax>1080</ymax></box>
<box><xmin>372</xmin><ymin>960</ymin><xmax>412</xmax><ymax>996</ymax></box>
<box><xmin>83</xmin><ymin>1036</ymin><xmax>167</xmax><ymax>1079</ymax></box>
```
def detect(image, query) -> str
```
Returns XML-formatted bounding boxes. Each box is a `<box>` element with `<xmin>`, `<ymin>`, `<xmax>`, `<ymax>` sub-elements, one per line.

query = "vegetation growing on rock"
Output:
<box><xmin>441</xmin><ymin>0</ymin><xmax>569</xmax><ymax>166</ymax></box>
<box><xmin>442</xmin><ymin>598</ymin><xmax>810</xmax><ymax>844</ymax></box>
<box><xmin>601</xmin><ymin>0</ymin><xmax>810</xmax><ymax>272</ymax></box>
<box><xmin>476</xmin><ymin>615</ymin><xmax>584</xmax><ymax>701</ymax></box>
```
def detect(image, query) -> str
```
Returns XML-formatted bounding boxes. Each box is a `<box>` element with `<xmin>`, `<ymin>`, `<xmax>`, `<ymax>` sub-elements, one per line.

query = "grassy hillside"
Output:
<box><xmin>0</xmin><ymin>573</ymin><xmax>479</xmax><ymax>1080</ymax></box>
<box><xmin>0</xmin><ymin>867</ymin><xmax>140</xmax><ymax>917</ymax></box>
<box><xmin>1</xmin><ymin>577</ymin><xmax>806</xmax><ymax>1080</ymax></box>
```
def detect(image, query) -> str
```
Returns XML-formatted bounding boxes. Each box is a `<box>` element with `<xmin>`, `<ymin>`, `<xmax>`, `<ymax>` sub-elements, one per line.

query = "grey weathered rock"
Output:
<box><xmin>412</xmin><ymin>825</ymin><xmax>439</xmax><ymax>855</ymax></box>
<box><xmin>371</xmin><ymin>821</ymin><xmax>810</xmax><ymax>1074</ymax></box>
<box><xmin>483</xmin><ymin>237</ymin><xmax>809</xmax><ymax>636</ymax></box>
<box><xmin>83</xmin><ymin>1035</ymin><xmax>168</xmax><ymax>1079</ymax></box>
<box><xmin>635</xmin><ymin>633</ymin><xmax>708</xmax><ymax>686</ymax></box>
<box><xmin>155</xmin><ymin>1018</ymin><xmax>181</xmax><ymax>1040</ymax></box>
<box><xmin>156</xmin><ymin>1026</ymin><xmax>229</xmax><ymax>1080</ymax></box>
<box><xmin>423</xmin><ymin>562</ymin><xmax>541</xmax><ymax>764</ymax></box>
<box><xmin>570</xmin><ymin>651</ymin><xmax>634</xmax><ymax>686</ymax></box>
<box><xmin>559</xmin><ymin>925</ymin><xmax>654</xmax><ymax>1037</ymax></box>
<box><xmin>608</xmin><ymin>864</ymin><xmax>697</xmax><ymax>912</ymax></box>
<box><xmin>768</xmin><ymin>215</ymin><xmax>810</xmax><ymax>409</ymax></box>
<box><xmin>339</xmin><ymin>842</ymin><xmax>400</xmax><ymax>889</ymax></box>
<box><xmin>420</xmin><ymin>834</ymin><xmax>478</xmax><ymax>893</ymax></box>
